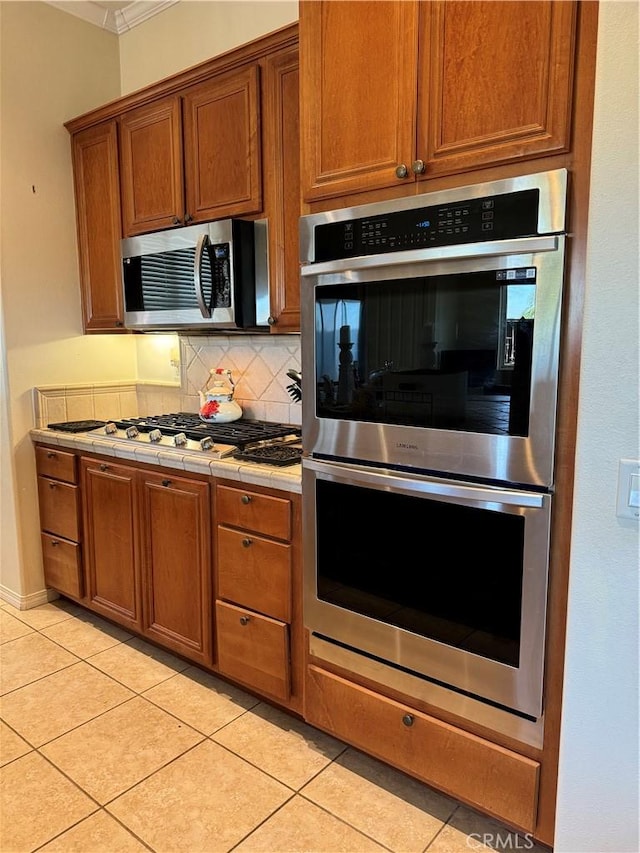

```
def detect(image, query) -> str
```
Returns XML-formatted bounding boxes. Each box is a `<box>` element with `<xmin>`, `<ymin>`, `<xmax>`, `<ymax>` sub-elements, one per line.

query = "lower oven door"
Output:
<box><xmin>302</xmin><ymin>457</ymin><xmax>551</xmax><ymax>720</ymax></box>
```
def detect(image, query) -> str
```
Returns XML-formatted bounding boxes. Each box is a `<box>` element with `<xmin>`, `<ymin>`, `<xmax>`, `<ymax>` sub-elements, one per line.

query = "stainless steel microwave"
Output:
<box><xmin>121</xmin><ymin>219</ymin><xmax>269</xmax><ymax>332</ymax></box>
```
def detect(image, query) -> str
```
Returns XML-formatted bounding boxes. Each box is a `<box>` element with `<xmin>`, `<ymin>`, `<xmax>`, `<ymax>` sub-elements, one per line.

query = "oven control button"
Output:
<box><xmin>200</xmin><ymin>437</ymin><xmax>214</xmax><ymax>451</ymax></box>
<box><xmin>148</xmin><ymin>429</ymin><xmax>162</xmax><ymax>443</ymax></box>
<box><xmin>125</xmin><ymin>426</ymin><xmax>139</xmax><ymax>439</ymax></box>
<box><xmin>104</xmin><ymin>422</ymin><xmax>117</xmax><ymax>435</ymax></box>
<box><xmin>173</xmin><ymin>432</ymin><xmax>187</xmax><ymax>447</ymax></box>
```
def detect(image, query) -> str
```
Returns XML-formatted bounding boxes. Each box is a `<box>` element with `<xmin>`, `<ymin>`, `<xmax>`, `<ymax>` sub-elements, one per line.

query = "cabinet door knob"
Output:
<box><xmin>172</xmin><ymin>216</ymin><xmax>181</xmax><ymax>225</ymax></box>
<box><xmin>239</xmin><ymin>615</ymin><xmax>251</xmax><ymax>626</ymax></box>
<box><xmin>162</xmin><ymin>479</ymin><xmax>171</xmax><ymax>487</ymax></box>
<box><xmin>47</xmin><ymin>451</ymin><xmax>57</xmax><ymax>459</ymax></box>
<box><xmin>402</xmin><ymin>713</ymin><xmax>415</xmax><ymax>727</ymax></box>
<box><xmin>99</xmin><ymin>464</ymin><xmax>108</xmax><ymax>472</ymax></box>
<box><xmin>395</xmin><ymin>164</ymin><xmax>409</xmax><ymax>179</ymax></box>
<box><xmin>241</xmin><ymin>494</ymin><xmax>252</xmax><ymax>505</ymax></box>
<box><xmin>411</xmin><ymin>159</ymin><xmax>426</xmax><ymax>175</ymax></box>
<box><xmin>51</xmin><ymin>539</ymin><xmax>59</xmax><ymax>547</ymax></box>
<box><xmin>48</xmin><ymin>481</ymin><xmax>57</xmax><ymax>489</ymax></box>
<box><xmin>115</xmin><ymin>320</ymin><xmax>124</xmax><ymax>327</ymax></box>
<box><xmin>241</xmin><ymin>538</ymin><xmax>252</xmax><ymax>548</ymax></box>
<box><xmin>184</xmin><ymin>214</ymin><xmax>193</xmax><ymax>224</ymax></box>
<box><xmin>267</xmin><ymin>315</ymin><xmax>277</xmax><ymax>326</ymax></box>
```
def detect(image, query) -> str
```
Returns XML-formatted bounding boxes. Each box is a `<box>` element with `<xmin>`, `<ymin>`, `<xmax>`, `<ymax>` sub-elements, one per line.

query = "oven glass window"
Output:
<box><xmin>316</xmin><ymin>479</ymin><xmax>524</xmax><ymax>667</ymax></box>
<box><xmin>314</xmin><ymin>269</ymin><xmax>537</xmax><ymax>436</ymax></box>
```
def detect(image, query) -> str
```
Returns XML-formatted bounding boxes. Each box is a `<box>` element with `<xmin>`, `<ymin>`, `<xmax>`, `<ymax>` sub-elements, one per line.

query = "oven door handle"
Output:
<box><xmin>301</xmin><ymin>235</ymin><xmax>559</xmax><ymax>277</ymax></box>
<box><xmin>303</xmin><ymin>458</ymin><xmax>546</xmax><ymax>508</ymax></box>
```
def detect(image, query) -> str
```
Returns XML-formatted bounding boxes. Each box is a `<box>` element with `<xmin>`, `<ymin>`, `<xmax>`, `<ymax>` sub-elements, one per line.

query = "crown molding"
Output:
<box><xmin>46</xmin><ymin>1</ymin><xmax>180</xmax><ymax>35</ymax></box>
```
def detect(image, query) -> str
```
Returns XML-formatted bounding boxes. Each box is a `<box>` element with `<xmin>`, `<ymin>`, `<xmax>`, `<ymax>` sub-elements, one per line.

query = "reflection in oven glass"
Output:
<box><xmin>316</xmin><ymin>479</ymin><xmax>524</xmax><ymax>667</ymax></box>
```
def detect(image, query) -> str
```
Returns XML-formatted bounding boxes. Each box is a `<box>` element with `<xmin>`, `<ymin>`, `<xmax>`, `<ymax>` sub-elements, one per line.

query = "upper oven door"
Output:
<box><xmin>301</xmin><ymin>234</ymin><xmax>565</xmax><ymax>489</ymax></box>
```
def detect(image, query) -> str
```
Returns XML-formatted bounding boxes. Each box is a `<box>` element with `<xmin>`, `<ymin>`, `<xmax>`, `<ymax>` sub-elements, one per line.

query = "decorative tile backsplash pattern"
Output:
<box><xmin>33</xmin><ymin>335</ymin><xmax>302</xmax><ymax>428</ymax></box>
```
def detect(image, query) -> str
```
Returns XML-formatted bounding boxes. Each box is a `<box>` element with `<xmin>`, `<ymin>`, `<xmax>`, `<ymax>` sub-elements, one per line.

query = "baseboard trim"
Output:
<box><xmin>0</xmin><ymin>585</ymin><xmax>58</xmax><ymax>610</ymax></box>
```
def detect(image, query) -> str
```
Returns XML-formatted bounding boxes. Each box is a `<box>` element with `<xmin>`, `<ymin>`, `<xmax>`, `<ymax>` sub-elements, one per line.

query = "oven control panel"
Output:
<box><xmin>313</xmin><ymin>188</ymin><xmax>540</xmax><ymax>263</ymax></box>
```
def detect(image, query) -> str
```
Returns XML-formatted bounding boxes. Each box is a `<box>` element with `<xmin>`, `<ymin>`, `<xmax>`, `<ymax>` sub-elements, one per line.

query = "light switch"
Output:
<box><xmin>616</xmin><ymin>459</ymin><xmax>640</xmax><ymax>519</ymax></box>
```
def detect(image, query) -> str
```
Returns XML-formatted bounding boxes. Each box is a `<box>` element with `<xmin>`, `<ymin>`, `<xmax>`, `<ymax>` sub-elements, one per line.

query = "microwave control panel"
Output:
<box><xmin>313</xmin><ymin>188</ymin><xmax>541</xmax><ymax>263</ymax></box>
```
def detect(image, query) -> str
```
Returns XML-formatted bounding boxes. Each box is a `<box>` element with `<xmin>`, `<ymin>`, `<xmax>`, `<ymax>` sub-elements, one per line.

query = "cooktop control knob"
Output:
<box><xmin>104</xmin><ymin>422</ymin><xmax>117</xmax><ymax>435</ymax></box>
<box><xmin>200</xmin><ymin>437</ymin><xmax>214</xmax><ymax>451</ymax></box>
<box><xmin>173</xmin><ymin>432</ymin><xmax>187</xmax><ymax>447</ymax></box>
<box><xmin>148</xmin><ymin>429</ymin><xmax>162</xmax><ymax>443</ymax></box>
<box><xmin>125</xmin><ymin>426</ymin><xmax>139</xmax><ymax>439</ymax></box>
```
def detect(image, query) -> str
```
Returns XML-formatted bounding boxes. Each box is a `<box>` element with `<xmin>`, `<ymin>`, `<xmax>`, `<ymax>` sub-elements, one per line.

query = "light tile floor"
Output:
<box><xmin>0</xmin><ymin>600</ymin><xmax>549</xmax><ymax>853</ymax></box>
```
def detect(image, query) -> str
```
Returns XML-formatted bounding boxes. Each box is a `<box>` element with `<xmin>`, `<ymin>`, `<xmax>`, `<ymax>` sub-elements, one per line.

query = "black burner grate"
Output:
<box><xmin>233</xmin><ymin>444</ymin><xmax>303</xmax><ymax>466</ymax></box>
<box><xmin>112</xmin><ymin>413</ymin><xmax>301</xmax><ymax>450</ymax></box>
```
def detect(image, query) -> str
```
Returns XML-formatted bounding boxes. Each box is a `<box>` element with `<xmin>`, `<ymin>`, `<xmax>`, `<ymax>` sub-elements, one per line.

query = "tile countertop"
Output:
<box><xmin>30</xmin><ymin>428</ymin><xmax>302</xmax><ymax>494</ymax></box>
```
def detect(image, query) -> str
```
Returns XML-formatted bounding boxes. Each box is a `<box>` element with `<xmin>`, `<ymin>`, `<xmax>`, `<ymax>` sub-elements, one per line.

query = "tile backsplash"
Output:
<box><xmin>33</xmin><ymin>334</ymin><xmax>302</xmax><ymax>428</ymax></box>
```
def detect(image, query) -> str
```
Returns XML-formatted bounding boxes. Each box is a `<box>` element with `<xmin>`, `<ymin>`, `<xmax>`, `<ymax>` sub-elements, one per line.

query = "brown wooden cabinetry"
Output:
<box><xmin>119</xmin><ymin>96</ymin><xmax>184</xmax><ymax>236</ymax></box>
<box><xmin>70</xmin><ymin>121</ymin><xmax>125</xmax><ymax>332</ymax></box>
<box><xmin>140</xmin><ymin>470</ymin><xmax>212</xmax><ymax>666</ymax></box>
<box><xmin>36</xmin><ymin>447</ymin><xmax>83</xmax><ymax>599</ymax></box>
<box><xmin>81</xmin><ymin>457</ymin><xmax>141</xmax><ymax>632</ymax></box>
<box><xmin>66</xmin><ymin>24</ymin><xmax>300</xmax><ymax>333</ymax></box>
<box><xmin>300</xmin><ymin>0</ymin><xmax>577</xmax><ymax>201</ymax></box>
<box><xmin>261</xmin><ymin>46</ymin><xmax>301</xmax><ymax>331</ymax></box>
<box><xmin>215</xmin><ymin>482</ymin><xmax>300</xmax><ymax>707</ymax></box>
<box><xmin>306</xmin><ymin>664</ymin><xmax>540</xmax><ymax>832</ymax></box>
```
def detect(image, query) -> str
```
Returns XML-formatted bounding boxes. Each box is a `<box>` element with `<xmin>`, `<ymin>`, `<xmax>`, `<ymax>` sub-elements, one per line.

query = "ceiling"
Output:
<box><xmin>45</xmin><ymin>0</ymin><xmax>180</xmax><ymax>34</ymax></box>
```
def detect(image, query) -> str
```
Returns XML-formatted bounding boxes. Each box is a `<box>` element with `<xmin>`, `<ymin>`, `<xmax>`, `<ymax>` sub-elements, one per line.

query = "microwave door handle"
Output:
<box><xmin>194</xmin><ymin>233</ymin><xmax>211</xmax><ymax>318</ymax></box>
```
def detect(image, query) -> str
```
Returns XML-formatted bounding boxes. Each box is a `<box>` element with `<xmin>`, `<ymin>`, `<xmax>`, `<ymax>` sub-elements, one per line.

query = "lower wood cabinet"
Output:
<box><xmin>305</xmin><ymin>664</ymin><xmax>540</xmax><ymax>832</ymax></box>
<box><xmin>139</xmin><ymin>470</ymin><xmax>212</xmax><ymax>666</ymax></box>
<box><xmin>216</xmin><ymin>600</ymin><xmax>290</xmax><ymax>702</ymax></box>
<box><xmin>36</xmin><ymin>447</ymin><xmax>83</xmax><ymax>599</ymax></box>
<box><xmin>81</xmin><ymin>457</ymin><xmax>141</xmax><ymax>632</ymax></box>
<box><xmin>214</xmin><ymin>481</ymin><xmax>302</xmax><ymax>710</ymax></box>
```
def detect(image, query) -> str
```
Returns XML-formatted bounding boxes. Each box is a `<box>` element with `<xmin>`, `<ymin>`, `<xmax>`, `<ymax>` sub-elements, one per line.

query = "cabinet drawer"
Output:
<box><xmin>35</xmin><ymin>447</ymin><xmax>77</xmax><ymax>483</ymax></box>
<box><xmin>41</xmin><ymin>533</ymin><xmax>83</xmax><ymax>598</ymax></box>
<box><xmin>216</xmin><ymin>485</ymin><xmax>291</xmax><ymax>540</ymax></box>
<box><xmin>216</xmin><ymin>601</ymin><xmax>290</xmax><ymax>702</ymax></box>
<box><xmin>217</xmin><ymin>526</ymin><xmax>291</xmax><ymax>622</ymax></box>
<box><xmin>37</xmin><ymin>477</ymin><xmax>80</xmax><ymax>541</ymax></box>
<box><xmin>306</xmin><ymin>666</ymin><xmax>540</xmax><ymax>832</ymax></box>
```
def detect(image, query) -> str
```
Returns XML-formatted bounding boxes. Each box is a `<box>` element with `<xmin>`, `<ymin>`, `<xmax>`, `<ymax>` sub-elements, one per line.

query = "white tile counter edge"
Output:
<box><xmin>30</xmin><ymin>429</ymin><xmax>301</xmax><ymax>494</ymax></box>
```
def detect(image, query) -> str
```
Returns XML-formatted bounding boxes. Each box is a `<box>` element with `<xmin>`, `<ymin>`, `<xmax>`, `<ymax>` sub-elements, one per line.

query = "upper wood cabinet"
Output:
<box><xmin>119</xmin><ymin>96</ymin><xmax>184</xmax><ymax>236</ymax></box>
<box><xmin>300</xmin><ymin>0</ymin><xmax>577</xmax><ymax>201</ymax></box>
<box><xmin>182</xmin><ymin>65</ymin><xmax>262</xmax><ymax>227</ymax></box>
<box><xmin>71</xmin><ymin>121</ymin><xmax>126</xmax><ymax>332</ymax></box>
<box><xmin>119</xmin><ymin>66</ymin><xmax>261</xmax><ymax>237</ymax></box>
<box><xmin>262</xmin><ymin>46</ymin><xmax>301</xmax><ymax>332</ymax></box>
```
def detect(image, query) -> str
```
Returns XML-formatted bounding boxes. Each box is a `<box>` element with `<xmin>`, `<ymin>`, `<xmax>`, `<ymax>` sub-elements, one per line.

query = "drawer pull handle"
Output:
<box><xmin>402</xmin><ymin>714</ymin><xmax>415</xmax><ymax>727</ymax></box>
<box><xmin>162</xmin><ymin>479</ymin><xmax>171</xmax><ymax>487</ymax></box>
<box><xmin>99</xmin><ymin>464</ymin><xmax>109</xmax><ymax>472</ymax></box>
<box><xmin>239</xmin><ymin>615</ymin><xmax>251</xmax><ymax>626</ymax></box>
<box><xmin>241</xmin><ymin>538</ymin><xmax>252</xmax><ymax>548</ymax></box>
<box><xmin>51</xmin><ymin>539</ymin><xmax>60</xmax><ymax>547</ymax></box>
<box><xmin>48</xmin><ymin>481</ymin><xmax>57</xmax><ymax>489</ymax></box>
<box><xmin>241</xmin><ymin>494</ymin><xmax>252</xmax><ymax>505</ymax></box>
<box><xmin>47</xmin><ymin>451</ymin><xmax>57</xmax><ymax>459</ymax></box>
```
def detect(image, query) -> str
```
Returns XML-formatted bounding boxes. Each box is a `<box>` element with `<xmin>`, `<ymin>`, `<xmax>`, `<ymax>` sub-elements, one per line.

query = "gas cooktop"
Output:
<box><xmin>48</xmin><ymin>414</ymin><xmax>303</xmax><ymax>465</ymax></box>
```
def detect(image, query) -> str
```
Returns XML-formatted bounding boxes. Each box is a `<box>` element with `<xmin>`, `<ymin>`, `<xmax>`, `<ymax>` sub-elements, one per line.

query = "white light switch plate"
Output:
<box><xmin>616</xmin><ymin>459</ymin><xmax>640</xmax><ymax>519</ymax></box>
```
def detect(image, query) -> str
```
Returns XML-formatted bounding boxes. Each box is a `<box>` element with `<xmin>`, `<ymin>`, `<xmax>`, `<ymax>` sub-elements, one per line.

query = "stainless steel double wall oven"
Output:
<box><xmin>300</xmin><ymin>170</ymin><xmax>569</xmax><ymax>745</ymax></box>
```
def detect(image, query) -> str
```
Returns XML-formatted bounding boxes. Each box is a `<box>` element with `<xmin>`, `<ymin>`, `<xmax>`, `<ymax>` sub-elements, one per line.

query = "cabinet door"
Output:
<box><xmin>81</xmin><ymin>458</ymin><xmax>141</xmax><ymax>631</ymax></box>
<box><xmin>262</xmin><ymin>47</ymin><xmax>301</xmax><ymax>332</ymax></box>
<box><xmin>418</xmin><ymin>0</ymin><xmax>577</xmax><ymax>178</ymax></box>
<box><xmin>141</xmin><ymin>472</ymin><xmax>212</xmax><ymax>666</ymax></box>
<box><xmin>119</xmin><ymin>96</ymin><xmax>185</xmax><ymax>236</ymax></box>
<box><xmin>182</xmin><ymin>66</ymin><xmax>262</xmax><ymax>223</ymax></box>
<box><xmin>299</xmin><ymin>0</ymin><xmax>418</xmax><ymax>201</ymax></box>
<box><xmin>71</xmin><ymin>122</ymin><xmax>125</xmax><ymax>332</ymax></box>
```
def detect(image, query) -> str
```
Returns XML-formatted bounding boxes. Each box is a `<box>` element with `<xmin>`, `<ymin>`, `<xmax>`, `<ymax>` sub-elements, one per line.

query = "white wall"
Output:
<box><xmin>0</xmin><ymin>1</ymin><xmax>134</xmax><ymax>603</ymax></box>
<box><xmin>119</xmin><ymin>0</ymin><xmax>298</xmax><ymax>94</ymax></box>
<box><xmin>555</xmin><ymin>2</ymin><xmax>640</xmax><ymax>851</ymax></box>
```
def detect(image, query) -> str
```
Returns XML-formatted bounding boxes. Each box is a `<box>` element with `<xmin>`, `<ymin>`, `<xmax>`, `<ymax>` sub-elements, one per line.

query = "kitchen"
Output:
<box><xmin>0</xmin><ymin>1</ymin><xmax>637</xmax><ymax>852</ymax></box>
